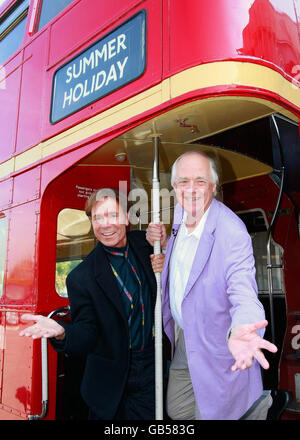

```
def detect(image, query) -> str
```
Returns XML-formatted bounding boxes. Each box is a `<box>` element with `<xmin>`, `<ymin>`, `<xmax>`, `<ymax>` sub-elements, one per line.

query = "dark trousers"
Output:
<box><xmin>89</xmin><ymin>346</ymin><xmax>155</xmax><ymax>420</ymax></box>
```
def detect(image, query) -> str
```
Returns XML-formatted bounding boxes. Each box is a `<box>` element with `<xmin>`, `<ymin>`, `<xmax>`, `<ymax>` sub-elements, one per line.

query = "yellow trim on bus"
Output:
<box><xmin>0</xmin><ymin>61</ymin><xmax>299</xmax><ymax>179</ymax></box>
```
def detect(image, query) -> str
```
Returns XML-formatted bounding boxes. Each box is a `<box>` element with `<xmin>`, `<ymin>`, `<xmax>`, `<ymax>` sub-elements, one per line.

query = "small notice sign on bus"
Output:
<box><xmin>50</xmin><ymin>10</ymin><xmax>146</xmax><ymax>123</ymax></box>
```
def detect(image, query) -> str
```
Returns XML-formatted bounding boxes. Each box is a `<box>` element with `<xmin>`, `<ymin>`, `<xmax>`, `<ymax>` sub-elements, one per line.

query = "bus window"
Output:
<box><xmin>37</xmin><ymin>0</ymin><xmax>74</xmax><ymax>31</ymax></box>
<box><xmin>0</xmin><ymin>215</ymin><xmax>8</xmax><ymax>298</ymax></box>
<box><xmin>56</xmin><ymin>208</ymin><xmax>95</xmax><ymax>297</ymax></box>
<box><xmin>238</xmin><ymin>210</ymin><xmax>284</xmax><ymax>294</ymax></box>
<box><xmin>0</xmin><ymin>0</ymin><xmax>29</xmax><ymax>65</ymax></box>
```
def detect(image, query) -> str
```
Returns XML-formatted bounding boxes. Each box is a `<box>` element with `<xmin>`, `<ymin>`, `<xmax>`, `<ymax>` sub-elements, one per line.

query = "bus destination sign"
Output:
<box><xmin>50</xmin><ymin>11</ymin><xmax>146</xmax><ymax>123</ymax></box>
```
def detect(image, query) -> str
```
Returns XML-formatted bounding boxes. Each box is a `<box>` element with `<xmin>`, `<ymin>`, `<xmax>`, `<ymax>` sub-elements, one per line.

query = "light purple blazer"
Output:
<box><xmin>162</xmin><ymin>198</ymin><xmax>266</xmax><ymax>420</ymax></box>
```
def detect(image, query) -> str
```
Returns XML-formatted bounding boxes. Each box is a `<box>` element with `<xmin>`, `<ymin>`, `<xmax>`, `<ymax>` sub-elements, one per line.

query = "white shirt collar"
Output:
<box><xmin>181</xmin><ymin>205</ymin><xmax>211</xmax><ymax>239</ymax></box>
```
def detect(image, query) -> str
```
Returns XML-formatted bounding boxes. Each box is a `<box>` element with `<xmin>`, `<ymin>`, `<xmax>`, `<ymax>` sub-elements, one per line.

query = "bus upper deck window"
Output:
<box><xmin>0</xmin><ymin>0</ymin><xmax>29</xmax><ymax>65</ymax></box>
<box><xmin>0</xmin><ymin>215</ymin><xmax>8</xmax><ymax>299</ymax></box>
<box><xmin>37</xmin><ymin>0</ymin><xmax>74</xmax><ymax>31</ymax></box>
<box><xmin>56</xmin><ymin>208</ymin><xmax>96</xmax><ymax>297</ymax></box>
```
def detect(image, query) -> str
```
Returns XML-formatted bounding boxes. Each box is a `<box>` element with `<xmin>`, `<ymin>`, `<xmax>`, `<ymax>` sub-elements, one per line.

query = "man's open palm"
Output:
<box><xmin>19</xmin><ymin>314</ymin><xmax>65</xmax><ymax>340</ymax></box>
<box><xmin>228</xmin><ymin>320</ymin><xmax>277</xmax><ymax>372</ymax></box>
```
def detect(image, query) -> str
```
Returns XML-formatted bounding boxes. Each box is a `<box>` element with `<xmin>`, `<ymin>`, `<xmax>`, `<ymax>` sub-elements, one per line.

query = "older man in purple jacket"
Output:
<box><xmin>148</xmin><ymin>151</ymin><xmax>277</xmax><ymax>420</ymax></box>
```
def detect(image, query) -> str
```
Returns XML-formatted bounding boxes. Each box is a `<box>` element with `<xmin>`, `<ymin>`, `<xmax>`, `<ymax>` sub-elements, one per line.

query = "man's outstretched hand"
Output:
<box><xmin>228</xmin><ymin>320</ymin><xmax>277</xmax><ymax>372</ymax></box>
<box><xmin>19</xmin><ymin>314</ymin><xmax>65</xmax><ymax>340</ymax></box>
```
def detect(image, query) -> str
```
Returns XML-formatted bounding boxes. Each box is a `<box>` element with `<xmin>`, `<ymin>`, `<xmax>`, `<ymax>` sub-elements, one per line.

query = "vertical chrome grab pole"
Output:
<box><xmin>28</xmin><ymin>306</ymin><xmax>70</xmax><ymax>420</ymax></box>
<box><xmin>151</xmin><ymin>134</ymin><xmax>163</xmax><ymax>420</ymax></box>
<box><xmin>267</xmin><ymin>115</ymin><xmax>285</xmax><ymax>345</ymax></box>
<box><xmin>266</xmin><ymin>164</ymin><xmax>284</xmax><ymax>345</ymax></box>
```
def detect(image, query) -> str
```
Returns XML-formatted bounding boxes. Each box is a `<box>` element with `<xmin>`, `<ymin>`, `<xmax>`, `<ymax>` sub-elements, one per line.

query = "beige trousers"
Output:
<box><xmin>166</xmin><ymin>329</ymin><xmax>272</xmax><ymax>420</ymax></box>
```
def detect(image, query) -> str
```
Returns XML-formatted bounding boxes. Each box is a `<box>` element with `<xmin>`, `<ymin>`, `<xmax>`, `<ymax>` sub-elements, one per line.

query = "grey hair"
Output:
<box><xmin>170</xmin><ymin>150</ymin><xmax>219</xmax><ymax>196</ymax></box>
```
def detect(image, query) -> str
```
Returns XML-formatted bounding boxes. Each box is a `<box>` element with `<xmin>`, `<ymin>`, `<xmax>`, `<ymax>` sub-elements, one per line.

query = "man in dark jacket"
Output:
<box><xmin>20</xmin><ymin>188</ymin><xmax>159</xmax><ymax>420</ymax></box>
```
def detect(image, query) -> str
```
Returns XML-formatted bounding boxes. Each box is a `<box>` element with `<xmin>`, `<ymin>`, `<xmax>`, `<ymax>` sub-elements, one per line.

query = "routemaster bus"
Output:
<box><xmin>0</xmin><ymin>0</ymin><xmax>299</xmax><ymax>420</ymax></box>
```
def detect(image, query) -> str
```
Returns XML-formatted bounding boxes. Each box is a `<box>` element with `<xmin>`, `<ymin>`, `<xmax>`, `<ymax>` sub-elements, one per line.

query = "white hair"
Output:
<box><xmin>170</xmin><ymin>150</ymin><xmax>219</xmax><ymax>196</ymax></box>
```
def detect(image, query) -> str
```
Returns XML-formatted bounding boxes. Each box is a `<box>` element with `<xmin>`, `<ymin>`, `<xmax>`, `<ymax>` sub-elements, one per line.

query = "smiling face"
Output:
<box><xmin>91</xmin><ymin>197</ymin><xmax>129</xmax><ymax>248</ymax></box>
<box><xmin>173</xmin><ymin>153</ymin><xmax>216</xmax><ymax>222</ymax></box>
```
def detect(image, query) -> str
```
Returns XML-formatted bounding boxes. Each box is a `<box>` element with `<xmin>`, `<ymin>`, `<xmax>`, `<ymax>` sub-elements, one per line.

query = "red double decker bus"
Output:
<box><xmin>0</xmin><ymin>0</ymin><xmax>300</xmax><ymax>420</ymax></box>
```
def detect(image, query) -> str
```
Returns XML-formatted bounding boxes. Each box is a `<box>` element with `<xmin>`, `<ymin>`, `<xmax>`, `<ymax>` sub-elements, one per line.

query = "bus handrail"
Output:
<box><xmin>267</xmin><ymin>114</ymin><xmax>285</xmax><ymax>346</ymax></box>
<box><xmin>28</xmin><ymin>306</ymin><xmax>70</xmax><ymax>420</ymax></box>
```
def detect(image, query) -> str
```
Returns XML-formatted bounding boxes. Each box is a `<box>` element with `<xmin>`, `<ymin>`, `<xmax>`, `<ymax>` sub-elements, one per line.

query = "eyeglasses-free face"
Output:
<box><xmin>91</xmin><ymin>197</ymin><xmax>129</xmax><ymax>247</ymax></box>
<box><xmin>173</xmin><ymin>154</ymin><xmax>216</xmax><ymax>221</ymax></box>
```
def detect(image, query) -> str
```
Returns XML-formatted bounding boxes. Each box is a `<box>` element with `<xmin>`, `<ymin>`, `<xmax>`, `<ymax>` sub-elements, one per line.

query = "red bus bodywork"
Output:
<box><xmin>0</xmin><ymin>0</ymin><xmax>299</xmax><ymax>419</ymax></box>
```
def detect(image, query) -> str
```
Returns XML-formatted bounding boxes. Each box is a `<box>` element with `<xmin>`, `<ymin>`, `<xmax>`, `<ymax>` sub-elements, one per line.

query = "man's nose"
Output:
<box><xmin>186</xmin><ymin>180</ymin><xmax>197</xmax><ymax>190</ymax></box>
<box><xmin>99</xmin><ymin>217</ymin><xmax>111</xmax><ymax>227</ymax></box>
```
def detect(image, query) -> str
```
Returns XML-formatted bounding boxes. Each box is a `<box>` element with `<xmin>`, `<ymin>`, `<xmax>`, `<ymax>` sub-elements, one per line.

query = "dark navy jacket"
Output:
<box><xmin>51</xmin><ymin>230</ymin><xmax>156</xmax><ymax>419</ymax></box>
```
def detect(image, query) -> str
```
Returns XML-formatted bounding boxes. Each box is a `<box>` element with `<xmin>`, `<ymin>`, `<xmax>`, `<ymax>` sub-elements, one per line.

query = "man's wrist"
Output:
<box><xmin>162</xmin><ymin>237</ymin><xmax>169</xmax><ymax>251</ymax></box>
<box><xmin>55</xmin><ymin>330</ymin><xmax>66</xmax><ymax>341</ymax></box>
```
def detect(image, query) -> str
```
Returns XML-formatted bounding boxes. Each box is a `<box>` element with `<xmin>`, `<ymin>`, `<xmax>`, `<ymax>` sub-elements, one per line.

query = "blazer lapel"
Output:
<box><xmin>183</xmin><ymin>231</ymin><xmax>215</xmax><ymax>297</ymax></box>
<box><xmin>163</xmin><ymin>203</ymin><xmax>184</xmax><ymax>272</ymax></box>
<box><xmin>93</xmin><ymin>243</ymin><xmax>127</xmax><ymax>325</ymax></box>
<box><xmin>183</xmin><ymin>198</ymin><xmax>219</xmax><ymax>298</ymax></box>
<box><xmin>127</xmin><ymin>233</ymin><xmax>156</xmax><ymax>298</ymax></box>
<box><xmin>161</xmin><ymin>204</ymin><xmax>183</xmax><ymax>309</ymax></box>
